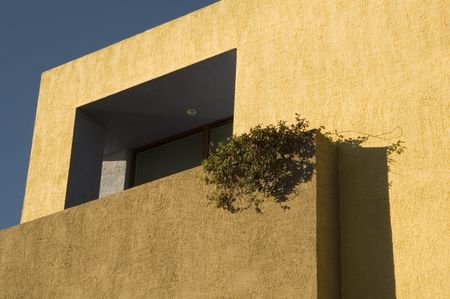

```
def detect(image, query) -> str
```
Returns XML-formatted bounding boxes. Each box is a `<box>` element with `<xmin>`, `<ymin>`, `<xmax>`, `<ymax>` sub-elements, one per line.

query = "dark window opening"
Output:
<box><xmin>132</xmin><ymin>117</ymin><xmax>232</xmax><ymax>187</ymax></box>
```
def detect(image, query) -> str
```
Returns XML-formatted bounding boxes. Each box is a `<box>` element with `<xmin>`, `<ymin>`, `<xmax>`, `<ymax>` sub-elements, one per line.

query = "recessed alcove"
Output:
<box><xmin>65</xmin><ymin>49</ymin><xmax>237</xmax><ymax>208</ymax></box>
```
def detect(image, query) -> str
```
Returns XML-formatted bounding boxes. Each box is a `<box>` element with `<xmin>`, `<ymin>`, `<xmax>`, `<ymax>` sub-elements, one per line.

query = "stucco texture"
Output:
<box><xmin>17</xmin><ymin>0</ymin><xmax>449</xmax><ymax>297</ymax></box>
<box><xmin>2</xmin><ymin>163</ymin><xmax>334</xmax><ymax>298</ymax></box>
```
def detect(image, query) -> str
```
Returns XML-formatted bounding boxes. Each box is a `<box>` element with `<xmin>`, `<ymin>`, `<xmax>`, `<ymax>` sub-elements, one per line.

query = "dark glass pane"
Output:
<box><xmin>134</xmin><ymin>131</ymin><xmax>204</xmax><ymax>186</ymax></box>
<box><xmin>210</xmin><ymin>122</ymin><xmax>233</xmax><ymax>152</ymax></box>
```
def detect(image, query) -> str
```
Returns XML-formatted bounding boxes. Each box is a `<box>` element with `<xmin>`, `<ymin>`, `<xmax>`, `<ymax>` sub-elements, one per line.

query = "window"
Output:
<box><xmin>132</xmin><ymin>118</ymin><xmax>233</xmax><ymax>187</ymax></box>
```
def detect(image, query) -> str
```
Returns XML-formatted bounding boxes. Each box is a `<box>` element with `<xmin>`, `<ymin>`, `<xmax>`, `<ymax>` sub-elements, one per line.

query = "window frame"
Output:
<box><xmin>128</xmin><ymin>116</ymin><xmax>233</xmax><ymax>188</ymax></box>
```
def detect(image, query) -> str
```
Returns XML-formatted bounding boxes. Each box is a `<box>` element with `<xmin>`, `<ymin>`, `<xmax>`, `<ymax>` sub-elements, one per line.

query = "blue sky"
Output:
<box><xmin>0</xmin><ymin>0</ymin><xmax>218</xmax><ymax>230</ymax></box>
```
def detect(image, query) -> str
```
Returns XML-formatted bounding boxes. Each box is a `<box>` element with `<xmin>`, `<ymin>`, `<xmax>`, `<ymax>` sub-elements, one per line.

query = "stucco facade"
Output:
<box><xmin>0</xmin><ymin>0</ymin><xmax>448</xmax><ymax>297</ymax></box>
<box><xmin>1</xmin><ymin>135</ymin><xmax>341</xmax><ymax>298</ymax></box>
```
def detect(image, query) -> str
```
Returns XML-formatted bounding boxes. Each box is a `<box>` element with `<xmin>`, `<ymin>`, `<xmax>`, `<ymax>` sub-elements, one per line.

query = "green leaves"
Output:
<box><xmin>202</xmin><ymin>114</ymin><xmax>406</xmax><ymax>214</ymax></box>
<box><xmin>202</xmin><ymin>114</ymin><xmax>315</xmax><ymax>213</ymax></box>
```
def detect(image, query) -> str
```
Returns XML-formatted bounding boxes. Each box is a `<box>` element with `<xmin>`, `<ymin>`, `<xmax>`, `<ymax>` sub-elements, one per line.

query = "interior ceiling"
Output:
<box><xmin>79</xmin><ymin>50</ymin><xmax>236</xmax><ymax>156</ymax></box>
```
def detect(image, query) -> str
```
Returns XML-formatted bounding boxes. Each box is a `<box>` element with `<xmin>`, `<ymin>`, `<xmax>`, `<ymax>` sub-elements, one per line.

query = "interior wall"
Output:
<box><xmin>99</xmin><ymin>150</ymin><xmax>130</xmax><ymax>198</ymax></box>
<box><xmin>65</xmin><ymin>110</ymin><xmax>105</xmax><ymax>208</ymax></box>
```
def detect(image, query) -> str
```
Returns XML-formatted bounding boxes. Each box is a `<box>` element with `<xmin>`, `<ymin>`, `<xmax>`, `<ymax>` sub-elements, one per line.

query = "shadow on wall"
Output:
<box><xmin>65</xmin><ymin>110</ymin><xmax>106</xmax><ymax>209</ymax></box>
<box><xmin>338</xmin><ymin>145</ymin><xmax>396</xmax><ymax>298</ymax></box>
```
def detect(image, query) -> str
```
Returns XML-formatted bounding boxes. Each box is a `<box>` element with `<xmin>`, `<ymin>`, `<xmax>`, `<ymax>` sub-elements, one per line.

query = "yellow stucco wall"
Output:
<box><xmin>20</xmin><ymin>0</ymin><xmax>448</xmax><ymax>297</ymax></box>
<box><xmin>3</xmin><ymin>167</ymin><xmax>321</xmax><ymax>298</ymax></box>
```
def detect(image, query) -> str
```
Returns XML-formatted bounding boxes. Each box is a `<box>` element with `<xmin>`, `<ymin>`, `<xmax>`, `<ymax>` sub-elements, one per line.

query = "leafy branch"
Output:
<box><xmin>202</xmin><ymin>114</ymin><xmax>315</xmax><ymax>213</ymax></box>
<box><xmin>202</xmin><ymin>115</ymin><xmax>405</xmax><ymax>213</ymax></box>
